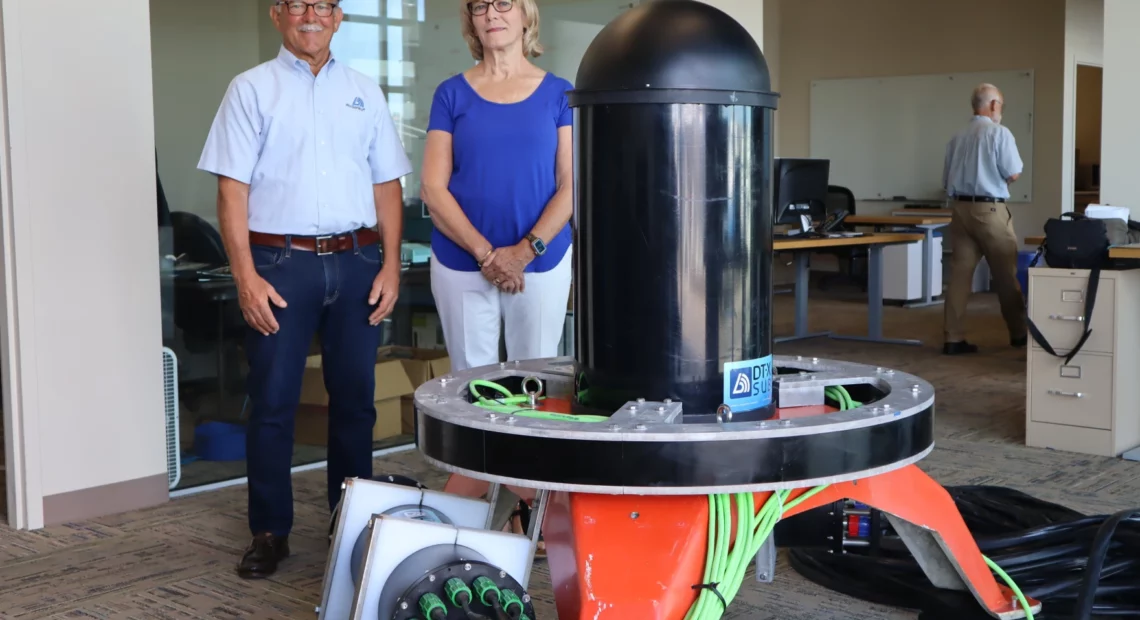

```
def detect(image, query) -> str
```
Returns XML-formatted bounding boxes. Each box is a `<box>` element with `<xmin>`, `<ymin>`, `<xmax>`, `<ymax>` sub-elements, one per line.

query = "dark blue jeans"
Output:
<box><xmin>244</xmin><ymin>234</ymin><xmax>384</xmax><ymax>537</ymax></box>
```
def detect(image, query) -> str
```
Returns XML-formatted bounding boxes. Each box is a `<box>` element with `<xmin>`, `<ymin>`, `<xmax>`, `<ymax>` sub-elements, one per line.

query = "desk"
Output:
<box><xmin>846</xmin><ymin>215</ymin><xmax>952</xmax><ymax>308</ymax></box>
<box><xmin>1025</xmin><ymin>236</ymin><xmax>1044</xmax><ymax>247</ymax></box>
<box><xmin>774</xmin><ymin>232</ymin><xmax>925</xmax><ymax>346</ymax></box>
<box><xmin>1110</xmin><ymin>244</ymin><xmax>1140</xmax><ymax>260</ymax></box>
<box><xmin>891</xmin><ymin>208</ymin><xmax>953</xmax><ymax>218</ymax></box>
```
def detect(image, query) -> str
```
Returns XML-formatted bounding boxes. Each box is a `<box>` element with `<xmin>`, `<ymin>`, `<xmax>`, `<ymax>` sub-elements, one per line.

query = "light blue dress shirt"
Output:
<box><xmin>198</xmin><ymin>46</ymin><xmax>412</xmax><ymax>236</ymax></box>
<box><xmin>942</xmin><ymin>115</ymin><xmax>1023</xmax><ymax>200</ymax></box>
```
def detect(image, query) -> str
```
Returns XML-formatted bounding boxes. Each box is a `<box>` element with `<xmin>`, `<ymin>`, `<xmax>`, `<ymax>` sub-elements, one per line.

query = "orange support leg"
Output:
<box><xmin>779</xmin><ymin>464</ymin><xmax>1040</xmax><ymax>619</ymax></box>
<box><xmin>543</xmin><ymin>492</ymin><xmax>710</xmax><ymax>620</ymax></box>
<box><xmin>538</xmin><ymin>464</ymin><xmax>1040</xmax><ymax>619</ymax></box>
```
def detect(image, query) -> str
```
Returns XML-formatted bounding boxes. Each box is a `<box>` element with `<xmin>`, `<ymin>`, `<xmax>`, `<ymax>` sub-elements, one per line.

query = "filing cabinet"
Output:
<box><xmin>1026</xmin><ymin>267</ymin><xmax>1140</xmax><ymax>457</ymax></box>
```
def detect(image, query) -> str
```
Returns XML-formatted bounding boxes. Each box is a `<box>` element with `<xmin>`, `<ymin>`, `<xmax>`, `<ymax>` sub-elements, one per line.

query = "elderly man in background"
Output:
<box><xmin>941</xmin><ymin>83</ymin><xmax>1028</xmax><ymax>355</ymax></box>
<box><xmin>198</xmin><ymin>0</ymin><xmax>411</xmax><ymax>578</ymax></box>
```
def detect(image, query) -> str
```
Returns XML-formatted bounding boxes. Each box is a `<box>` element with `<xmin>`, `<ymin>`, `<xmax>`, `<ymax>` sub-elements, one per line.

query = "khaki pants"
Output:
<box><xmin>944</xmin><ymin>200</ymin><xmax>1027</xmax><ymax>343</ymax></box>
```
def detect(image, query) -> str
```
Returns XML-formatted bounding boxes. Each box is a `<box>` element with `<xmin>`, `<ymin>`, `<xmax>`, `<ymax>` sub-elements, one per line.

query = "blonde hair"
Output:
<box><xmin>461</xmin><ymin>0</ymin><xmax>544</xmax><ymax>60</ymax></box>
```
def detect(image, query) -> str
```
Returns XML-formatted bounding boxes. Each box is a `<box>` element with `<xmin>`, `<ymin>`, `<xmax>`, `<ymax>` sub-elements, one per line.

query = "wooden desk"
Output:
<box><xmin>891</xmin><ymin>208</ymin><xmax>953</xmax><ymax>218</ymax></box>
<box><xmin>1020</xmin><ymin>243</ymin><xmax>1140</xmax><ymax>261</ymax></box>
<box><xmin>1110</xmin><ymin>244</ymin><xmax>1140</xmax><ymax>260</ymax></box>
<box><xmin>774</xmin><ymin>232</ymin><xmax>924</xmax><ymax>346</ymax></box>
<box><xmin>773</xmin><ymin>231</ymin><xmax>922</xmax><ymax>251</ymax></box>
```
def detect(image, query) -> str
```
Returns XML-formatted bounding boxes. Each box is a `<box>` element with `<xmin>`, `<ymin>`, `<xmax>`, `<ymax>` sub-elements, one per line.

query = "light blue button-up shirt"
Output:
<box><xmin>942</xmin><ymin>115</ymin><xmax>1023</xmax><ymax>200</ymax></box>
<box><xmin>198</xmin><ymin>46</ymin><xmax>412</xmax><ymax>236</ymax></box>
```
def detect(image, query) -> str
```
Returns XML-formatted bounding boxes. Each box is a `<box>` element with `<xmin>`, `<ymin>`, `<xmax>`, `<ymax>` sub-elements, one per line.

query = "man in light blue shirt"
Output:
<box><xmin>197</xmin><ymin>0</ymin><xmax>411</xmax><ymax>578</ymax></box>
<box><xmin>941</xmin><ymin>83</ymin><xmax>1027</xmax><ymax>355</ymax></box>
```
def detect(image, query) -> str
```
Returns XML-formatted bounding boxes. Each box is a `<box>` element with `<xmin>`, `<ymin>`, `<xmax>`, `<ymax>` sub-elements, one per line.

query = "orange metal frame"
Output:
<box><xmin>445</xmin><ymin>465</ymin><xmax>1040</xmax><ymax>619</ymax></box>
<box><xmin>444</xmin><ymin>399</ymin><xmax>1039</xmax><ymax>618</ymax></box>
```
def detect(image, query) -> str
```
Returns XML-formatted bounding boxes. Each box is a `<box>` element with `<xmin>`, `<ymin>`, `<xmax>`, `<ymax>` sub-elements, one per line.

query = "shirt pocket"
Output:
<box><xmin>333</xmin><ymin>102</ymin><xmax>374</xmax><ymax>164</ymax></box>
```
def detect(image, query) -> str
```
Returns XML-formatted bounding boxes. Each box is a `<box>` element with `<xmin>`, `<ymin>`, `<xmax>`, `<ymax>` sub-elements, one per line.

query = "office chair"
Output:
<box><xmin>817</xmin><ymin>185</ymin><xmax>868</xmax><ymax>292</ymax></box>
<box><xmin>171</xmin><ymin>211</ymin><xmax>243</xmax><ymax>350</ymax></box>
<box><xmin>171</xmin><ymin>211</ymin><xmax>227</xmax><ymax>266</ymax></box>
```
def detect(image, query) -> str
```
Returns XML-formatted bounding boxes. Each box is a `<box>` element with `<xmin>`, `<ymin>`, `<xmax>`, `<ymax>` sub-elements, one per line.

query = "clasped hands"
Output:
<box><xmin>481</xmin><ymin>242</ymin><xmax>533</xmax><ymax>294</ymax></box>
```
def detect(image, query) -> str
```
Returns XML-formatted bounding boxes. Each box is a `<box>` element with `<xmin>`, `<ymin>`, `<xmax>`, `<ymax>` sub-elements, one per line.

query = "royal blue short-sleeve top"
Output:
<box><xmin>427</xmin><ymin>71</ymin><xmax>574</xmax><ymax>273</ymax></box>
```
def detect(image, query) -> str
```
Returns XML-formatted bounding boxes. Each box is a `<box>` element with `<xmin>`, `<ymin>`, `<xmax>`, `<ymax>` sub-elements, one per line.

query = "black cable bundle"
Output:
<box><xmin>786</xmin><ymin>486</ymin><xmax>1140</xmax><ymax>620</ymax></box>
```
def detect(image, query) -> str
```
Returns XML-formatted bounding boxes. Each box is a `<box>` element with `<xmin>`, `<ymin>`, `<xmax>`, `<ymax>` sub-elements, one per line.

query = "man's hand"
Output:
<box><xmin>482</xmin><ymin>243</ymin><xmax>532</xmax><ymax>293</ymax></box>
<box><xmin>368</xmin><ymin>264</ymin><xmax>400</xmax><ymax>325</ymax></box>
<box><xmin>237</xmin><ymin>274</ymin><xmax>287</xmax><ymax>336</ymax></box>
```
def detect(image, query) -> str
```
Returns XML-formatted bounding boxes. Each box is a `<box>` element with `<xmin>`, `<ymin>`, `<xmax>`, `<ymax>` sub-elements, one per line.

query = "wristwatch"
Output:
<box><xmin>526</xmin><ymin>233</ymin><xmax>547</xmax><ymax>257</ymax></box>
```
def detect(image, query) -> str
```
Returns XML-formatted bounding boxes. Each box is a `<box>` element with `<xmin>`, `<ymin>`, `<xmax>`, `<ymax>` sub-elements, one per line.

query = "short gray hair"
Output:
<box><xmin>971</xmin><ymin>83</ymin><xmax>1001</xmax><ymax>112</ymax></box>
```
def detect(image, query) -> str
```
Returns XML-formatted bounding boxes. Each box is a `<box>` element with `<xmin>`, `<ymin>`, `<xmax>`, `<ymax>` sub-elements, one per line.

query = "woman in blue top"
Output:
<box><xmin>421</xmin><ymin>0</ymin><xmax>574</xmax><ymax>373</ymax></box>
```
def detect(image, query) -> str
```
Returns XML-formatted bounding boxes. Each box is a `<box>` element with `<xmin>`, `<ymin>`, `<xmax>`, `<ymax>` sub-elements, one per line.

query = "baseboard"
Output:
<box><xmin>42</xmin><ymin>473</ymin><xmax>168</xmax><ymax>525</ymax></box>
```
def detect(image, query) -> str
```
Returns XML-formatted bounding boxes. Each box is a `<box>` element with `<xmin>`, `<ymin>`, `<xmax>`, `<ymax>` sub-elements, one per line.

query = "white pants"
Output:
<box><xmin>430</xmin><ymin>247</ymin><xmax>573</xmax><ymax>372</ymax></box>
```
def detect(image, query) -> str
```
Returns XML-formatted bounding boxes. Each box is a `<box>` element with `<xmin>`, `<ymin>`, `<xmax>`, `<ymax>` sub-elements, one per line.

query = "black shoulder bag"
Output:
<box><xmin>1026</xmin><ymin>212</ymin><xmax>1105</xmax><ymax>365</ymax></box>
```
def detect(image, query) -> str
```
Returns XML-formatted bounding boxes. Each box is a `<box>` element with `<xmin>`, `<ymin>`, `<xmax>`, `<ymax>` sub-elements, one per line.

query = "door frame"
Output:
<box><xmin>1063</xmin><ymin>58</ymin><xmax>1104</xmax><ymax>215</ymax></box>
<box><xmin>0</xmin><ymin>0</ymin><xmax>45</xmax><ymax>530</ymax></box>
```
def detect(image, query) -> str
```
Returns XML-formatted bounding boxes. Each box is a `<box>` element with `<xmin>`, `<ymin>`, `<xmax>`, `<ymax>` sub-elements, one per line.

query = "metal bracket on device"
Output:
<box><xmin>754</xmin><ymin>535</ymin><xmax>776</xmax><ymax>583</ymax></box>
<box><xmin>606</xmin><ymin>398</ymin><xmax>685</xmax><ymax>429</ymax></box>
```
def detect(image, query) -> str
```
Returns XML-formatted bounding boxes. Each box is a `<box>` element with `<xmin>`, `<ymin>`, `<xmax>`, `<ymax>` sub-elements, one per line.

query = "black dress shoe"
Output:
<box><xmin>237</xmin><ymin>533</ymin><xmax>290</xmax><ymax>579</ymax></box>
<box><xmin>1011</xmin><ymin>335</ymin><xmax>1028</xmax><ymax>348</ymax></box>
<box><xmin>943</xmin><ymin>341</ymin><xmax>979</xmax><ymax>355</ymax></box>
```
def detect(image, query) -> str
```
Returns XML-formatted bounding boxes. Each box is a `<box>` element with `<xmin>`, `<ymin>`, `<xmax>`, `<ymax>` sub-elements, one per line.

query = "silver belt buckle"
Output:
<box><xmin>315</xmin><ymin>235</ymin><xmax>334</xmax><ymax>255</ymax></box>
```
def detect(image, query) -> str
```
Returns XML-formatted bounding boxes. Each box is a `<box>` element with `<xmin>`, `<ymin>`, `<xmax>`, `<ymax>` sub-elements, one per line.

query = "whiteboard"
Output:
<box><xmin>808</xmin><ymin>70</ymin><xmax>1035</xmax><ymax>203</ymax></box>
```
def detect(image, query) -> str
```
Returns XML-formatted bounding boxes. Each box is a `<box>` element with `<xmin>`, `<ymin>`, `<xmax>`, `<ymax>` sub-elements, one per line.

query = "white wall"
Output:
<box><xmin>1061</xmin><ymin>0</ymin><xmax>1103</xmax><ymax>213</ymax></box>
<box><xmin>1100</xmin><ymin>0</ymin><xmax>1140</xmax><ymax>213</ymax></box>
<box><xmin>152</xmin><ymin>0</ymin><xmax>263</xmax><ymax>227</ymax></box>
<box><xmin>1</xmin><ymin>0</ymin><xmax>166</xmax><ymax>523</ymax></box>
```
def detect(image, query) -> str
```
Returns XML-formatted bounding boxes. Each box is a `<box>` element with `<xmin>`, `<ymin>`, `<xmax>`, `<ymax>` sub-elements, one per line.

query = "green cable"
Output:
<box><xmin>467</xmin><ymin>379</ymin><xmax>609</xmax><ymax>422</ymax></box>
<box><xmin>984</xmin><ymin>555</ymin><xmax>1035</xmax><ymax>620</ymax></box>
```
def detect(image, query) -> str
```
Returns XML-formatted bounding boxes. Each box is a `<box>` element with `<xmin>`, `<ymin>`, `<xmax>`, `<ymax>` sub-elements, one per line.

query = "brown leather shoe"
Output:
<box><xmin>236</xmin><ymin>533</ymin><xmax>290</xmax><ymax>579</ymax></box>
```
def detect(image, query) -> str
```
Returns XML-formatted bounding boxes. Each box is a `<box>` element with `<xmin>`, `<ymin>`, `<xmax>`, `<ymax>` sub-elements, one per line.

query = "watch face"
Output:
<box><xmin>533</xmin><ymin>238</ymin><xmax>547</xmax><ymax>255</ymax></box>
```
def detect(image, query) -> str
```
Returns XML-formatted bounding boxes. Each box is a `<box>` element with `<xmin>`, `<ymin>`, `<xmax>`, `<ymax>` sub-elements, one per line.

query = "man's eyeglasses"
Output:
<box><xmin>468</xmin><ymin>0</ymin><xmax>514</xmax><ymax>17</ymax></box>
<box><xmin>277</xmin><ymin>1</ymin><xmax>339</xmax><ymax>17</ymax></box>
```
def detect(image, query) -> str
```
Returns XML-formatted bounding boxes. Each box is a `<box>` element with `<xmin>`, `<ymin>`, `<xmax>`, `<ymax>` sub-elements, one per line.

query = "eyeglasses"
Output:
<box><xmin>276</xmin><ymin>1</ymin><xmax>339</xmax><ymax>17</ymax></box>
<box><xmin>468</xmin><ymin>0</ymin><xmax>514</xmax><ymax>16</ymax></box>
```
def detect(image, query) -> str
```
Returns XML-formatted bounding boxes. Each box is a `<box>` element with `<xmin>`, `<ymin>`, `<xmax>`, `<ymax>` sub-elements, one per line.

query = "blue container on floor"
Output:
<box><xmin>194</xmin><ymin>421</ymin><xmax>247</xmax><ymax>461</ymax></box>
<box><xmin>1017</xmin><ymin>250</ymin><xmax>1036</xmax><ymax>298</ymax></box>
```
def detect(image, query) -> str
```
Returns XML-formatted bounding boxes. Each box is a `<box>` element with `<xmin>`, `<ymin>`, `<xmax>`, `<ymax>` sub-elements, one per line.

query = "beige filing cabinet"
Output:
<box><xmin>1026</xmin><ymin>267</ymin><xmax>1140</xmax><ymax>457</ymax></box>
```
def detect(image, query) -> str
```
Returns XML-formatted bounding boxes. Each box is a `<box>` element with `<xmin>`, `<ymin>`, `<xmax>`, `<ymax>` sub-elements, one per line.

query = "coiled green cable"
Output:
<box><xmin>468</xmin><ymin>379</ymin><xmax>610</xmax><ymax>422</ymax></box>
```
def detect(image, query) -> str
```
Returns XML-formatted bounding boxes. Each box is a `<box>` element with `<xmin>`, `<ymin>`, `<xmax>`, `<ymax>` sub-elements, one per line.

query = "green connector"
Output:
<box><xmin>418</xmin><ymin>592</ymin><xmax>446</xmax><ymax>619</ymax></box>
<box><xmin>472</xmin><ymin>575</ymin><xmax>501</xmax><ymax>606</ymax></box>
<box><xmin>444</xmin><ymin>577</ymin><xmax>472</xmax><ymax>607</ymax></box>
<box><xmin>499</xmin><ymin>589</ymin><xmax>524</xmax><ymax>616</ymax></box>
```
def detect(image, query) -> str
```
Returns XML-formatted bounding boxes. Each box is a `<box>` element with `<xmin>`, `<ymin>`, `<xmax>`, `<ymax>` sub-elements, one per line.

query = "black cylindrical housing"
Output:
<box><xmin>570</xmin><ymin>0</ymin><xmax>778</xmax><ymax>422</ymax></box>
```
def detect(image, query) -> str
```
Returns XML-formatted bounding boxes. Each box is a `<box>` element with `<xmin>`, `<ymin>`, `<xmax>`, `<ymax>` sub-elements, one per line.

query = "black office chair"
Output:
<box><xmin>171</xmin><ymin>211</ymin><xmax>244</xmax><ymax>351</ymax></box>
<box><xmin>818</xmin><ymin>185</ymin><xmax>868</xmax><ymax>292</ymax></box>
<box><xmin>171</xmin><ymin>211</ymin><xmax>227</xmax><ymax>266</ymax></box>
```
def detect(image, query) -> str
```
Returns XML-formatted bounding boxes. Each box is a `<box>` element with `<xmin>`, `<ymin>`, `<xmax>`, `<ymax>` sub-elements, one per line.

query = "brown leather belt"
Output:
<box><xmin>954</xmin><ymin>195</ymin><xmax>1005</xmax><ymax>203</ymax></box>
<box><xmin>249</xmin><ymin>228</ymin><xmax>380</xmax><ymax>254</ymax></box>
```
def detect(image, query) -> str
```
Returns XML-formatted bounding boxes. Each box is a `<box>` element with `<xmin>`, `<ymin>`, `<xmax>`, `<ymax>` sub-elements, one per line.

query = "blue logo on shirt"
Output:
<box><xmin>347</xmin><ymin>97</ymin><xmax>365</xmax><ymax>111</ymax></box>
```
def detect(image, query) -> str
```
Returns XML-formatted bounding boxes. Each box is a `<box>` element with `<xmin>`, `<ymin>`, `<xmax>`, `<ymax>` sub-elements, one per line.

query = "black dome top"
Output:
<box><xmin>570</xmin><ymin>0</ymin><xmax>776</xmax><ymax>109</ymax></box>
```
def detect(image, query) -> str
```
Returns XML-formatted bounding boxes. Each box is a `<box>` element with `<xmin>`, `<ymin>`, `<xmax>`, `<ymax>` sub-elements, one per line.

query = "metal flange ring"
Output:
<box><xmin>414</xmin><ymin>356</ymin><xmax>934</xmax><ymax>494</ymax></box>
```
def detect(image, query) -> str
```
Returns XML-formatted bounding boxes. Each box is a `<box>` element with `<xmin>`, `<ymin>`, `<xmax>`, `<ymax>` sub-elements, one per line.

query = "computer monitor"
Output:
<box><xmin>773</xmin><ymin>158</ymin><xmax>830</xmax><ymax>235</ymax></box>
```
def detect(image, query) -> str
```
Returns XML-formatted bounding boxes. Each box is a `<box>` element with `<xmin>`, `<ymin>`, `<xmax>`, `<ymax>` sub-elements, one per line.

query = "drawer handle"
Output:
<box><xmin>1047</xmin><ymin>389</ymin><xmax>1084</xmax><ymax>398</ymax></box>
<box><xmin>1048</xmin><ymin>314</ymin><xmax>1084</xmax><ymax>322</ymax></box>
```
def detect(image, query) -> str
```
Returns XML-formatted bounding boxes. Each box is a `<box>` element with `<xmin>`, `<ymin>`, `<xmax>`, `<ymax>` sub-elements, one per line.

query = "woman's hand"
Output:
<box><xmin>482</xmin><ymin>242</ymin><xmax>533</xmax><ymax>293</ymax></box>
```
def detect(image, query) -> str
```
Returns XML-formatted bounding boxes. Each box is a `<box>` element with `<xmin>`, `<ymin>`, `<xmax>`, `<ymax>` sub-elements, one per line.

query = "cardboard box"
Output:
<box><xmin>401</xmin><ymin>397</ymin><xmax>416</xmax><ymax>435</ymax></box>
<box><xmin>294</xmin><ymin>347</ymin><xmax>416</xmax><ymax>445</ymax></box>
<box><xmin>389</xmin><ymin>346</ymin><xmax>451</xmax><ymax>434</ymax></box>
<box><xmin>296</xmin><ymin>399</ymin><xmax>402</xmax><ymax>446</ymax></box>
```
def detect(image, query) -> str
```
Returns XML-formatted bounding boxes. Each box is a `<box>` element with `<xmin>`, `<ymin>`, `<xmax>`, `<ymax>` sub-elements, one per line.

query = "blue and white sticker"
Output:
<box><xmin>723</xmin><ymin>354</ymin><xmax>774</xmax><ymax>411</ymax></box>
